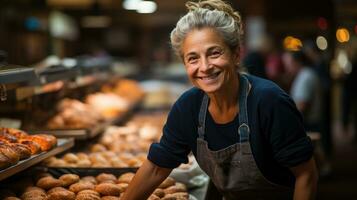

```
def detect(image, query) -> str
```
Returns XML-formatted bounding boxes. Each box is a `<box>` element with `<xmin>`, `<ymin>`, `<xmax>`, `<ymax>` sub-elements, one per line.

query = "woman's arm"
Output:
<box><xmin>290</xmin><ymin>157</ymin><xmax>318</xmax><ymax>200</ymax></box>
<box><xmin>120</xmin><ymin>159</ymin><xmax>173</xmax><ymax>200</ymax></box>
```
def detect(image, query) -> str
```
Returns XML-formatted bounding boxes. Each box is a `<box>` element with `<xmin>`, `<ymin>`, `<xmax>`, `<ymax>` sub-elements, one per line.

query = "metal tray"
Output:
<box><xmin>0</xmin><ymin>67</ymin><xmax>38</xmax><ymax>85</ymax></box>
<box><xmin>46</xmin><ymin>167</ymin><xmax>138</xmax><ymax>178</ymax></box>
<box><xmin>0</xmin><ymin>138</ymin><xmax>74</xmax><ymax>181</ymax></box>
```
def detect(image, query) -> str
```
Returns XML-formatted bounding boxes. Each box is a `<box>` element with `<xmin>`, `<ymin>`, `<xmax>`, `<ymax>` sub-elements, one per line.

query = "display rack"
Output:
<box><xmin>0</xmin><ymin>138</ymin><xmax>74</xmax><ymax>181</ymax></box>
<box><xmin>37</xmin><ymin>66</ymin><xmax>79</xmax><ymax>84</ymax></box>
<box><xmin>0</xmin><ymin>66</ymin><xmax>38</xmax><ymax>85</ymax></box>
<box><xmin>28</xmin><ymin>98</ymin><xmax>142</xmax><ymax>140</ymax></box>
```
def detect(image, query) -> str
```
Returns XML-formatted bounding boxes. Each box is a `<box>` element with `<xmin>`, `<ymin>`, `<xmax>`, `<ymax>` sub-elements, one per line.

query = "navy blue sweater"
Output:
<box><xmin>148</xmin><ymin>75</ymin><xmax>313</xmax><ymax>187</ymax></box>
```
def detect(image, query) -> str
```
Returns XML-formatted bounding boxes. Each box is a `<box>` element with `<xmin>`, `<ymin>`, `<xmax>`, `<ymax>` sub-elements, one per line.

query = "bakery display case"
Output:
<box><xmin>0</xmin><ymin>59</ymin><xmax>206</xmax><ymax>200</ymax></box>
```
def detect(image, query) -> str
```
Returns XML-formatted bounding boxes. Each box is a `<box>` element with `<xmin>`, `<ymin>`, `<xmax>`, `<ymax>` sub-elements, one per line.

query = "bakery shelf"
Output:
<box><xmin>0</xmin><ymin>66</ymin><xmax>39</xmax><ymax>85</ymax></box>
<box><xmin>37</xmin><ymin>65</ymin><xmax>79</xmax><ymax>84</ymax></box>
<box><xmin>28</xmin><ymin>98</ymin><xmax>142</xmax><ymax>140</ymax></box>
<box><xmin>0</xmin><ymin>138</ymin><xmax>74</xmax><ymax>181</ymax></box>
<box><xmin>46</xmin><ymin>167</ymin><xmax>138</xmax><ymax>178</ymax></box>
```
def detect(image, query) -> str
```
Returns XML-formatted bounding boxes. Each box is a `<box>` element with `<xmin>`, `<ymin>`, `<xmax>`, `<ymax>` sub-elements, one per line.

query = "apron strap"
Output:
<box><xmin>238</xmin><ymin>74</ymin><xmax>250</xmax><ymax>143</ymax></box>
<box><xmin>198</xmin><ymin>94</ymin><xmax>209</xmax><ymax>139</ymax></box>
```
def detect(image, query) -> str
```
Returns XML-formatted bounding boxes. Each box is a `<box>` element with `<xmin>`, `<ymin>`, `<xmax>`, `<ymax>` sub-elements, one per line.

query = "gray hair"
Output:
<box><xmin>170</xmin><ymin>0</ymin><xmax>243</xmax><ymax>57</ymax></box>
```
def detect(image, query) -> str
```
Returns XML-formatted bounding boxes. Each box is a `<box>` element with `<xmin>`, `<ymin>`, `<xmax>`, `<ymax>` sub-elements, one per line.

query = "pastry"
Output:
<box><xmin>158</xmin><ymin>177</ymin><xmax>175</xmax><ymax>189</ymax></box>
<box><xmin>96</xmin><ymin>173</ymin><xmax>117</xmax><ymax>183</ymax></box>
<box><xmin>69</xmin><ymin>181</ymin><xmax>95</xmax><ymax>193</ymax></box>
<box><xmin>95</xmin><ymin>182</ymin><xmax>121</xmax><ymax>196</ymax></box>
<box><xmin>21</xmin><ymin>190</ymin><xmax>47</xmax><ymax>200</ymax></box>
<box><xmin>19</xmin><ymin>140</ymin><xmax>41</xmax><ymax>155</ymax></box>
<box><xmin>47</xmin><ymin>189</ymin><xmax>75</xmax><ymax>200</ymax></box>
<box><xmin>161</xmin><ymin>192</ymin><xmax>189</xmax><ymax>200</ymax></box>
<box><xmin>80</xmin><ymin>176</ymin><xmax>97</xmax><ymax>185</ymax></box>
<box><xmin>116</xmin><ymin>183</ymin><xmax>128</xmax><ymax>192</ymax></box>
<box><xmin>117</xmin><ymin>172</ymin><xmax>135</xmax><ymax>184</ymax></box>
<box><xmin>59</xmin><ymin>174</ymin><xmax>80</xmax><ymax>187</ymax></box>
<box><xmin>153</xmin><ymin>188</ymin><xmax>165</xmax><ymax>198</ymax></box>
<box><xmin>0</xmin><ymin>145</ymin><xmax>20</xmax><ymax>170</ymax></box>
<box><xmin>63</xmin><ymin>153</ymin><xmax>79</xmax><ymax>163</ymax></box>
<box><xmin>8</xmin><ymin>143</ymin><xmax>31</xmax><ymax>160</ymax></box>
<box><xmin>36</xmin><ymin>176</ymin><xmax>63</xmax><ymax>190</ymax></box>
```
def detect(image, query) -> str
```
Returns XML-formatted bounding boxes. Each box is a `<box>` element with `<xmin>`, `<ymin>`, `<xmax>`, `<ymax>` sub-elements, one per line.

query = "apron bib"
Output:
<box><xmin>195</xmin><ymin>74</ymin><xmax>293</xmax><ymax>200</ymax></box>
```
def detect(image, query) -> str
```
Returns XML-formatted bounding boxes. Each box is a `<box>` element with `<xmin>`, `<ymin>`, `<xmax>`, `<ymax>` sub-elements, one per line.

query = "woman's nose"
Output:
<box><xmin>199</xmin><ymin>57</ymin><xmax>212</xmax><ymax>72</ymax></box>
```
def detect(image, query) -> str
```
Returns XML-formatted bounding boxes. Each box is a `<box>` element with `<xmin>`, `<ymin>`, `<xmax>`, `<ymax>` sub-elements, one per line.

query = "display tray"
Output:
<box><xmin>0</xmin><ymin>138</ymin><xmax>74</xmax><ymax>181</ymax></box>
<box><xmin>0</xmin><ymin>66</ymin><xmax>38</xmax><ymax>85</ymax></box>
<box><xmin>28</xmin><ymin>99</ymin><xmax>142</xmax><ymax>140</ymax></box>
<box><xmin>45</xmin><ymin>167</ymin><xmax>138</xmax><ymax>178</ymax></box>
<box><xmin>38</xmin><ymin>66</ymin><xmax>79</xmax><ymax>84</ymax></box>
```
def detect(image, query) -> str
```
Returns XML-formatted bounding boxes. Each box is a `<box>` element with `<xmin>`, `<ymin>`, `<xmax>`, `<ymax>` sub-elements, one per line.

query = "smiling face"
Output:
<box><xmin>181</xmin><ymin>27</ymin><xmax>239</xmax><ymax>94</ymax></box>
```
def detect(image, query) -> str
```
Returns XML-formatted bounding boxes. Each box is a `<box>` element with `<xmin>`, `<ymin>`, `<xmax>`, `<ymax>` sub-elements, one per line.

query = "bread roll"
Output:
<box><xmin>96</xmin><ymin>173</ymin><xmax>117</xmax><ymax>183</ymax></box>
<box><xmin>0</xmin><ymin>145</ymin><xmax>20</xmax><ymax>170</ymax></box>
<box><xmin>164</xmin><ymin>183</ymin><xmax>187</xmax><ymax>195</ymax></box>
<box><xmin>95</xmin><ymin>183</ymin><xmax>121</xmax><ymax>196</ymax></box>
<box><xmin>162</xmin><ymin>192</ymin><xmax>189</xmax><ymax>200</ymax></box>
<box><xmin>63</xmin><ymin>153</ymin><xmax>79</xmax><ymax>163</ymax></box>
<box><xmin>59</xmin><ymin>174</ymin><xmax>80</xmax><ymax>187</ymax></box>
<box><xmin>117</xmin><ymin>172</ymin><xmax>135</xmax><ymax>184</ymax></box>
<box><xmin>8</xmin><ymin>143</ymin><xmax>31</xmax><ymax>160</ymax></box>
<box><xmin>69</xmin><ymin>181</ymin><xmax>95</xmax><ymax>193</ymax></box>
<box><xmin>158</xmin><ymin>177</ymin><xmax>175</xmax><ymax>189</ymax></box>
<box><xmin>116</xmin><ymin>183</ymin><xmax>128</xmax><ymax>193</ymax></box>
<box><xmin>47</xmin><ymin>190</ymin><xmax>75</xmax><ymax>200</ymax></box>
<box><xmin>76</xmin><ymin>193</ymin><xmax>101</xmax><ymax>200</ymax></box>
<box><xmin>21</xmin><ymin>190</ymin><xmax>47</xmax><ymax>200</ymax></box>
<box><xmin>36</xmin><ymin>176</ymin><xmax>63</xmax><ymax>190</ymax></box>
<box><xmin>153</xmin><ymin>188</ymin><xmax>165</xmax><ymax>198</ymax></box>
<box><xmin>77</xmin><ymin>189</ymin><xmax>100</xmax><ymax>197</ymax></box>
<box><xmin>80</xmin><ymin>176</ymin><xmax>97</xmax><ymax>185</ymax></box>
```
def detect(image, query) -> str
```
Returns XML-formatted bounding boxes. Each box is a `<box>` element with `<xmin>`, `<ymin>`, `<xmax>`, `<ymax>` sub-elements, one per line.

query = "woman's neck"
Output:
<box><xmin>207</xmin><ymin>74</ymin><xmax>239</xmax><ymax>123</ymax></box>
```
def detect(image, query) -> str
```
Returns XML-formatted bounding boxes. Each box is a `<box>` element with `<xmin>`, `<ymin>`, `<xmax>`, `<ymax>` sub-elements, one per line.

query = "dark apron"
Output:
<box><xmin>196</xmin><ymin>74</ymin><xmax>293</xmax><ymax>200</ymax></box>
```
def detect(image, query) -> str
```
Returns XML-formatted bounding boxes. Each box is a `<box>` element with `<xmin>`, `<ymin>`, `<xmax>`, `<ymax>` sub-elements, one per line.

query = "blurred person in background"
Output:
<box><xmin>282</xmin><ymin>51</ymin><xmax>322</xmax><ymax>133</ymax></box>
<box><xmin>282</xmin><ymin>50</ymin><xmax>331</xmax><ymax>177</ymax></box>
<box><xmin>303</xmin><ymin>41</ymin><xmax>333</xmax><ymax>168</ymax></box>
<box><xmin>122</xmin><ymin>0</ymin><xmax>318</xmax><ymax>199</ymax></box>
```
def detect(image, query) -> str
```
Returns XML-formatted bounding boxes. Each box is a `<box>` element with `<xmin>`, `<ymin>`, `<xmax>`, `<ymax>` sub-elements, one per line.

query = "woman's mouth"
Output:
<box><xmin>198</xmin><ymin>71</ymin><xmax>221</xmax><ymax>80</ymax></box>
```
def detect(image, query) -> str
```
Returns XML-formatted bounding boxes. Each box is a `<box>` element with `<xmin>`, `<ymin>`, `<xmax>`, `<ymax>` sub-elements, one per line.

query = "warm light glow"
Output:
<box><xmin>337</xmin><ymin>50</ymin><xmax>352</xmax><ymax>74</ymax></box>
<box><xmin>336</xmin><ymin>28</ymin><xmax>350</xmax><ymax>43</ymax></box>
<box><xmin>316</xmin><ymin>36</ymin><xmax>328</xmax><ymax>50</ymax></box>
<box><xmin>123</xmin><ymin>0</ymin><xmax>142</xmax><ymax>10</ymax></box>
<box><xmin>136</xmin><ymin>1</ymin><xmax>157</xmax><ymax>13</ymax></box>
<box><xmin>283</xmin><ymin>36</ymin><xmax>302</xmax><ymax>51</ymax></box>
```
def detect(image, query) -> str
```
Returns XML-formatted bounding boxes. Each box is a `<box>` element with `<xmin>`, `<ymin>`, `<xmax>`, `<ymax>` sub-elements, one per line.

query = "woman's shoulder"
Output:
<box><xmin>246</xmin><ymin>74</ymin><xmax>294</xmax><ymax>113</ymax></box>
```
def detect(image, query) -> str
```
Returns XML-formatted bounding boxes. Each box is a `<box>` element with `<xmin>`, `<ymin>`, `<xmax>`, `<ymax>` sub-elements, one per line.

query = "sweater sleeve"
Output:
<box><xmin>147</xmin><ymin>102</ymin><xmax>191</xmax><ymax>168</ymax></box>
<box><xmin>262</xmin><ymin>91</ymin><xmax>314</xmax><ymax>167</ymax></box>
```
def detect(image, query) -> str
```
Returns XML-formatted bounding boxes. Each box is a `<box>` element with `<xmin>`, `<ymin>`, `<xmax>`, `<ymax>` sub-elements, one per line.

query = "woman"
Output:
<box><xmin>121</xmin><ymin>0</ymin><xmax>318</xmax><ymax>199</ymax></box>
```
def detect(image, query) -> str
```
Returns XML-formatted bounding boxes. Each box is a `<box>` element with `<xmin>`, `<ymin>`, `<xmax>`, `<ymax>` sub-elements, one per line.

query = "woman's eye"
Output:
<box><xmin>187</xmin><ymin>57</ymin><xmax>198</xmax><ymax>63</ymax></box>
<box><xmin>210</xmin><ymin>50</ymin><xmax>222</xmax><ymax>58</ymax></box>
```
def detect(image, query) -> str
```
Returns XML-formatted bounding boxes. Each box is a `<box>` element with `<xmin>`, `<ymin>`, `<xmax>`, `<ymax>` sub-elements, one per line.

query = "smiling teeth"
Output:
<box><xmin>200</xmin><ymin>72</ymin><xmax>220</xmax><ymax>80</ymax></box>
